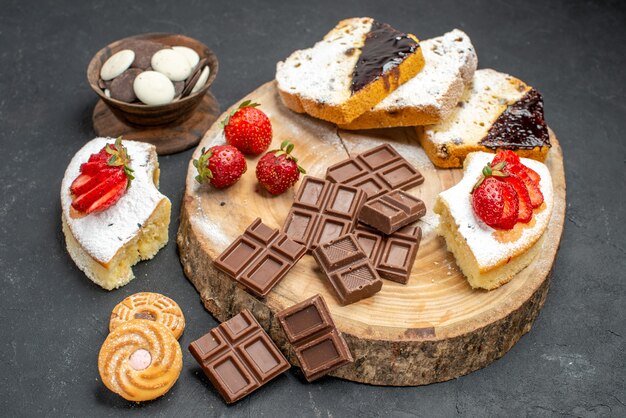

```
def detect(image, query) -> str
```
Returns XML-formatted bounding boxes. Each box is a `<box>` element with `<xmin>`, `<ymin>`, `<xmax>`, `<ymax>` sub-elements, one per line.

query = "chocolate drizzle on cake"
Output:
<box><xmin>480</xmin><ymin>89</ymin><xmax>551</xmax><ymax>150</ymax></box>
<box><xmin>350</xmin><ymin>21</ymin><xmax>419</xmax><ymax>93</ymax></box>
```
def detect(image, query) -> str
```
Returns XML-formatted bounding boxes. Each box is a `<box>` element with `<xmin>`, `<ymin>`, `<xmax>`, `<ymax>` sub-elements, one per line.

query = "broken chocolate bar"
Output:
<box><xmin>325</xmin><ymin>144</ymin><xmax>424</xmax><ymax>200</ymax></box>
<box><xmin>277</xmin><ymin>294</ymin><xmax>352</xmax><ymax>382</ymax></box>
<box><xmin>312</xmin><ymin>234</ymin><xmax>383</xmax><ymax>304</ymax></box>
<box><xmin>281</xmin><ymin>176</ymin><xmax>366</xmax><ymax>252</ymax></box>
<box><xmin>189</xmin><ymin>309</ymin><xmax>290</xmax><ymax>404</ymax></box>
<box><xmin>214</xmin><ymin>218</ymin><xmax>306</xmax><ymax>297</ymax></box>
<box><xmin>358</xmin><ymin>189</ymin><xmax>426</xmax><ymax>234</ymax></box>
<box><xmin>354</xmin><ymin>224</ymin><xmax>422</xmax><ymax>284</ymax></box>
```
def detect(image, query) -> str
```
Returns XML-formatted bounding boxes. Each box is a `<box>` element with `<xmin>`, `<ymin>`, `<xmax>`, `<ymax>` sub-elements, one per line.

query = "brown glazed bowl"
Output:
<box><xmin>87</xmin><ymin>33</ymin><xmax>218</xmax><ymax>126</ymax></box>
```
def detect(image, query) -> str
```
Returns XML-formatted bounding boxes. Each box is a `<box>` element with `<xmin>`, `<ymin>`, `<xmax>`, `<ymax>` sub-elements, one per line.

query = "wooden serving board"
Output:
<box><xmin>177</xmin><ymin>81</ymin><xmax>566</xmax><ymax>386</ymax></box>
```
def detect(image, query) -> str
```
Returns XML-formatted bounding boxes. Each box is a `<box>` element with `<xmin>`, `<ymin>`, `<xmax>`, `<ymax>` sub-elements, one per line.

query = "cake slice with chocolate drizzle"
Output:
<box><xmin>276</xmin><ymin>17</ymin><xmax>425</xmax><ymax>125</ymax></box>
<box><xmin>418</xmin><ymin>69</ymin><xmax>552</xmax><ymax>168</ymax></box>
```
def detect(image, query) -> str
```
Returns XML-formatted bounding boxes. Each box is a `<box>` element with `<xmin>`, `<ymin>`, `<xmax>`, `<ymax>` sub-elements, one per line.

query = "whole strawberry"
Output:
<box><xmin>256</xmin><ymin>140</ymin><xmax>306</xmax><ymax>195</ymax></box>
<box><xmin>193</xmin><ymin>145</ymin><xmax>247</xmax><ymax>189</ymax></box>
<box><xmin>471</xmin><ymin>161</ymin><xmax>519</xmax><ymax>229</ymax></box>
<box><xmin>222</xmin><ymin>100</ymin><xmax>272</xmax><ymax>155</ymax></box>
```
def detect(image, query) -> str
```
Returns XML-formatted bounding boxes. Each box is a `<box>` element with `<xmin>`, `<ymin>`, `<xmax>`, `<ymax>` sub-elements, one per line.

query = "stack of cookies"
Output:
<box><xmin>275</xmin><ymin>18</ymin><xmax>551</xmax><ymax>168</ymax></box>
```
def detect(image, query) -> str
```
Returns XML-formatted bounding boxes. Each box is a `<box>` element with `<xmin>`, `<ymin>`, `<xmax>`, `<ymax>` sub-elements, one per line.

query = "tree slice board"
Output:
<box><xmin>177</xmin><ymin>81</ymin><xmax>566</xmax><ymax>386</ymax></box>
<box><xmin>93</xmin><ymin>92</ymin><xmax>220</xmax><ymax>155</ymax></box>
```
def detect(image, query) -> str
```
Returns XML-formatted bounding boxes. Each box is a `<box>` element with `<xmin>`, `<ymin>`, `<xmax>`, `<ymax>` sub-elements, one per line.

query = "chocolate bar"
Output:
<box><xmin>325</xmin><ymin>144</ymin><xmax>424</xmax><ymax>200</ymax></box>
<box><xmin>358</xmin><ymin>189</ymin><xmax>426</xmax><ymax>234</ymax></box>
<box><xmin>276</xmin><ymin>294</ymin><xmax>353</xmax><ymax>382</ymax></box>
<box><xmin>312</xmin><ymin>234</ymin><xmax>383</xmax><ymax>304</ymax></box>
<box><xmin>282</xmin><ymin>176</ymin><xmax>366</xmax><ymax>252</ymax></box>
<box><xmin>189</xmin><ymin>310</ymin><xmax>290</xmax><ymax>404</ymax></box>
<box><xmin>214</xmin><ymin>218</ymin><xmax>306</xmax><ymax>297</ymax></box>
<box><xmin>354</xmin><ymin>224</ymin><xmax>422</xmax><ymax>284</ymax></box>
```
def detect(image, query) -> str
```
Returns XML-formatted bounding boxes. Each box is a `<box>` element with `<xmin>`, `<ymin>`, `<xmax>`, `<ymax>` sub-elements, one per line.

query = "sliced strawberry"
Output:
<box><xmin>80</xmin><ymin>161</ymin><xmax>108</xmax><ymax>175</ymax></box>
<box><xmin>498</xmin><ymin>173</ymin><xmax>532</xmax><ymax>223</ymax></box>
<box><xmin>88</xmin><ymin>148</ymin><xmax>110</xmax><ymax>164</ymax></box>
<box><xmin>70</xmin><ymin>168</ymin><xmax>119</xmax><ymax>196</ymax></box>
<box><xmin>520</xmin><ymin>164</ymin><xmax>541</xmax><ymax>185</ymax></box>
<box><xmin>493</xmin><ymin>181</ymin><xmax>519</xmax><ymax>229</ymax></box>
<box><xmin>472</xmin><ymin>177</ymin><xmax>519</xmax><ymax>229</ymax></box>
<box><xmin>492</xmin><ymin>150</ymin><xmax>521</xmax><ymax>167</ymax></box>
<box><xmin>71</xmin><ymin>170</ymin><xmax>127</xmax><ymax>213</ymax></box>
<box><xmin>506</xmin><ymin>164</ymin><xmax>543</xmax><ymax>208</ymax></box>
<box><xmin>85</xmin><ymin>180</ymin><xmax>127</xmax><ymax>213</ymax></box>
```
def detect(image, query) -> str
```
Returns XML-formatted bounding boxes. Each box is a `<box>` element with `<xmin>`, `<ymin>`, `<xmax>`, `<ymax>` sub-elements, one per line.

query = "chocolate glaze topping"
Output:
<box><xmin>351</xmin><ymin>21</ymin><xmax>419</xmax><ymax>93</ymax></box>
<box><xmin>480</xmin><ymin>88</ymin><xmax>551</xmax><ymax>150</ymax></box>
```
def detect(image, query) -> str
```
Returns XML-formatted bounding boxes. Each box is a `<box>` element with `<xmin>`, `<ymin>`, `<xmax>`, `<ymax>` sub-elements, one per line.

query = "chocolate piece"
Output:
<box><xmin>181</xmin><ymin>58</ymin><xmax>208</xmax><ymax>98</ymax></box>
<box><xmin>325</xmin><ymin>144</ymin><xmax>424</xmax><ymax>200</ymax></box>
<box><xmin>281</xmin><ymin>176</ymin><xmax>366</xmax><ymax>253</ymax></box>
<box><xmin>189</xmin><ymin>310</ymin><xmax>290</xmax><ymax>404</ymax></box>
<box><xmin>109</xmin><ymin>68</ymin><xmax>142</xmax><ymax>102</ymax></box>
<box><xmin>480</xmin><ymin>88</ymin><xmax>551</xmax><ymax>150</ymax></box>
<box><xmin>214</xmin><ymin>218</ymin><xmax>306</xmax><ymax>297</ymax></box>
<box><xmin>123</xmin><ymin>40</ymin><xmax>167</xmax><ymax>70</ymax></box>
<box><xmin>173</xmin><ymin>80</ymin><xmax>185</xmax><ymax>98</ymax></box>
<box><xmin>358</xmin><ymin>189</ymin><xmax>426</xmax><ymax>234</ymax></box>
<box><xmin>351</xmin><ymin>20</ymin><xmax>419</xmax><ymax>93</ymax></box>
<box><xmin>277</xmin><ymin>295</ymin><xmax>353</xmax><ymax>382</ymax></box>
<box><xmin>354</xmin><ymin>224</ymin><xmax>422</xmax><ymax>284</ymax></box>
<box><xmin>312</xmin><ymin>234</ymin><xmax>383</xmax><ymax>304</ymax></box>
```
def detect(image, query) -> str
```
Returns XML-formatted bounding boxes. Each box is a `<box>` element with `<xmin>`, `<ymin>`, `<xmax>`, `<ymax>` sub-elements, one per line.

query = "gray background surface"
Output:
<box><xmin>1</xmin><ymin>0</ymin><xmax>624</xmax><ymax>416</ymax></box>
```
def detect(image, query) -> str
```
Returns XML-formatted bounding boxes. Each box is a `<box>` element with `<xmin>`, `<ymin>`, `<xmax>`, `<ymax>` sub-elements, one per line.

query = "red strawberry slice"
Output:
<box><xmin>506</xmin><ymin>164</ymin><xmax>544</xmax><ymax>208</ymax></box>
<box><xmin>70</xmin><ymin>168</ymin><xmax>119</xmax><ymax>196</ymax></box>
<box><xmin>472</xmin><ymin>177</ymin><xmax>519</xmax><ymax>230</ymax></box>
<box><xmin>520</xmin><ymin>164</ymin><xmax>541</xmax><ymax>185</ymax></box>
<box><xmin>492</xmin><ymin>150</ymin><xmax>520</xmax><ymax>167</ymax></box>
<box><xmin>498</xmin><ymin>173</ymin><xmax>533</xmax><ymax>223</ymax></box>
<box><xmin>71</xmin><ymin>169</ymin><xmax>127</xmax><ymax>213</ymax></box>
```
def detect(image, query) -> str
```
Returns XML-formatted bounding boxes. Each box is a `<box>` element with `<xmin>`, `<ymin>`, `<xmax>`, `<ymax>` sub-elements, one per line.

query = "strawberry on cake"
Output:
<box><xmin>61</xmin><ymin>137</ymin><xmax>171</xmax><ymax>290</ymax></box>
<box><xmin>434</xmin><ymin>150</ymin><xmax>553</xmax><ymax>290</ymax></box>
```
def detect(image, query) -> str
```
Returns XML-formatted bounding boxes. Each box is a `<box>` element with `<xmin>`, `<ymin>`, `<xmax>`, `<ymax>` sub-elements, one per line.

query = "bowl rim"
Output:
<box><xmin>87</xmin><ymin>32</ymin><xmax>219</xmax><ymax>109</ymax></box>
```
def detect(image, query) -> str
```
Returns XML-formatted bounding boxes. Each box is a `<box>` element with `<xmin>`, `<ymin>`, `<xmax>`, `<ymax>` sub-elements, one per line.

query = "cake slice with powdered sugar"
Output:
<box><xmin>276</xmin><ymin>17</ymin><xmax>425</xmax><ymax>125</ymax></box>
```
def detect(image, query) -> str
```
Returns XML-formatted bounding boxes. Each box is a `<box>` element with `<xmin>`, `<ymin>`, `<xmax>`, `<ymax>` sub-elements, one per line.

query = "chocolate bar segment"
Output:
<box><xmin>358</xmin><ymin>189</ymin><xmax>426</xmax><ymax>234</ymax></box>
<box><xmin>277</xmin><ymin>295</ymin><xmax>353</xmax><ymax>382</ymax></box>
<box><xmin>354</xmin><ymin>224</ymin><xmax>422</xmax><ymax>284</ymax></box>
<box><xmin>189</xmin><ymin>310</ymin><xmax>290</xmax><ymax>404</ymax></box>
<box><xmin>282</xmin><ymin>177</ymin><xmax>366</xmax><ymax>252</ymax></box>
<box><xmin>325</xmin><ymin>144</ymin><xmax>424</xmax><ymax>200</ymax></box>
<box><xmin>312</xmin><ymin>234</ymin><xmax>383</xmax><ymax>304</ymax></box>
<box><xmin>214</xmin><ymin>218</ymin><xmax>306</xmax><ymax>297</ymax></box>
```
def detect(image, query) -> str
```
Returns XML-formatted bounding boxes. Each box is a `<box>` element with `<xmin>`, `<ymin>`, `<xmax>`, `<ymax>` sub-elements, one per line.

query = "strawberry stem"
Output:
<box><xmin>193</xmin><ymin>147</ymin><xmax>214</xmax><ymax>184</ymax></box>
<box><xmin>220</xmin><ymin>99</ymin><xmax>261</xmax><ymax>128</ymax></box>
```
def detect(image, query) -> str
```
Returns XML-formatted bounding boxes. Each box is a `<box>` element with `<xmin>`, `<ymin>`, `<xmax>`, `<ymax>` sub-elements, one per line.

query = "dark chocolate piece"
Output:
<box><xmin>325</xmin><ymin>144</ymin><xmax>424</xmax><ymax>200</ymax></box>
<box><xmin>312</xmin><ymin>234</ymin><xmax>382</xmax><ymax>304</ymax></box>
<box><xmin>281</xmin><ymin>176</ymin><xmax>366</xmax><ymax>253</ymax></box>
<box><xmin>122</xmin><ymin>40</ymin><xmax>167</xmax><ymax>70</ymax></box>
<box><xmin>351</xmin><ymin>20</ymin><xmax>419</xmax><ymax>93</ymax></box>
<box><xmin>354</xmin><ymin>224</ymin><xmax>422</xmax><ymax>284</ymax></box>
<box><xmin>109</xmin><ymin>68</ymin><xmax>142</xmax><ymax>102</ymax></box>
<box><xmin>214</xmin><ymin>218</ymin><xmax>306</xmax><ymax>297</ymax></box>
<box><xmin>277</xmin><ymin>294</ymin><xmax>352</xmax><ymax>381</ymax></box>
<box><xmin>480</xmin><ymin>88</ymin><xmax>551</xmax><ymax>150</ymax></box>
<box><xmin>181</xmin><ymin>58</ymin><xmax>208</xmax><ymax>98</ymax></box>
<box><xmin>189</xmin><ymin>310</ymin><xmax>290</xmax><ymax>404</ymax></box>
<box><xmin>358</xmin><ymin>189</ymin><xmax>426</xmax><ymax>234</ymax></box>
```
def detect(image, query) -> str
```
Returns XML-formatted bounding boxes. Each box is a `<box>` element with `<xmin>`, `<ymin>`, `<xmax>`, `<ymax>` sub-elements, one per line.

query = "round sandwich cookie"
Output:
<box><xmin>100</xmin><ymin>49</ymin><xmax>135</xmax><ymax>81</ymax></box>
<box><xmin>109</xmin><ymin>292</ymin><xmax>185</xmax><ymax>339</ymax></box>
<box><xmin>98</xmin><ymin>319</ymin><xmax>183</xmax><ymax>402</ymax></box>
<box><xmin>109</xmin><ymin>68</ymin><xmax>143</xmax><ymax>103</ymax></box>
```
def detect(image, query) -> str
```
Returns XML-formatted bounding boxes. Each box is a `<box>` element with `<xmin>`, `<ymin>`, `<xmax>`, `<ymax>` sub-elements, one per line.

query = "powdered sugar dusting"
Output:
<box><xmin>423</xmin><ymin>69</ymin><xmax>529</xmax><ymax>146</ymax></box>
<box><xmin>276</xmin><ymin>17</ymin><xmax>372</xmax><ymax>105</ymax></box>
<box><xmin>438</xmin><ymin>152</ymin><xmax>553</xmax><ymax>269</ymax></box>
<box><xmin>371</xmin><ymin>29</ymin><xmax>477</xmax><ymax>112</ymax></box>
<box><xmin>60</xmin><ymin>138</ymin><xmax>168</xmax><ymax>264</ymax></box>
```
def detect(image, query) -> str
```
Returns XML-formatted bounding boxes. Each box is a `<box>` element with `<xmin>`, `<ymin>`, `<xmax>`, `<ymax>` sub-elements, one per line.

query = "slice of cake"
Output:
<box><xmin>61</xmin><ymin>137</ymin><xmax>171</xmax><ymax>290</ymax></box>
<box><xmin>339</xmin><ymin>29</ymin><xmax>477</xmax><ymax>130</ymax></box>
<box><xmin>419</xmin><ymin>69</ymin><xmax>551</xmax><ymax>168</ymax></box>
<box><xmin>434</xmin><ymin>151</ymin><xmax>553</xmax><ymax>290</ymax></box>
<box><xmin>276</xmin><ymin>17</ymin><xmax>425</xmax><ymax>125</ymax></box>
